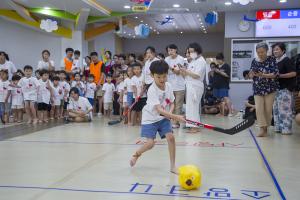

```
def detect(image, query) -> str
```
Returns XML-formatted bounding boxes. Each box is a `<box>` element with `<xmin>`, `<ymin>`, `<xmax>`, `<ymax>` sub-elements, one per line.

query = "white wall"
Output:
<box><xmin>225</xmin><ymin>12</ymin><xmax>256</xmax><ymax>38</ymax></box>
<box><xmin>122</xmin><ymin>33</ymin><xmax>224</xmax><ymax>55</ymax></box>
<box><xmin>93</xmin><ymin>31</ymin><xmax>116</xmax><ymax>56</ymax></box>
<box><xmin>0</xmin><ymin>18</ymin><xmax>62</xmax><ymax>70</ymax></box>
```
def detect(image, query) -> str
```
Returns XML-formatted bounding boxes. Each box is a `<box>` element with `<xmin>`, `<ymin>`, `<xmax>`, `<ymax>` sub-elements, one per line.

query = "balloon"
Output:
<box><xmin>178</xmin><ymin>165</ymin><xmax>202</xmax><ymax>190</ymax></box>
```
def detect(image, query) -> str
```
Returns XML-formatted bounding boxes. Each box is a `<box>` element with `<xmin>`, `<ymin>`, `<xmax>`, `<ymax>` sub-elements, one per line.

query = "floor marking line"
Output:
<box><xmin>3</xmin><ymin>139</ymin><xmax>255</xmax><ymax>149</ymax></box>
<box><xmin>249</xmin><ymin>129</ymin><xmax>286</xmax><ymax>200</ymax></box>
<box><xmin>0</xmin><ymin>185</ymin><xmax>242</xmax><ymax>200</ymax></box>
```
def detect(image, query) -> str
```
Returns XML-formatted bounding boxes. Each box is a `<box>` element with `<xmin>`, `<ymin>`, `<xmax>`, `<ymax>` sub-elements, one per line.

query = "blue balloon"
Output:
<box><xmin>141</xmin><ymin>24</ymin><xmax>150</xmax><ymax>37</ymax></box>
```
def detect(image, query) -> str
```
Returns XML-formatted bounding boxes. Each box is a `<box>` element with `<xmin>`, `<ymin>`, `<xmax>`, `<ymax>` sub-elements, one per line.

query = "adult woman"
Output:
<box><xmin>83</xmin><ymin>56</ymin><xmax>91</xmax><ymax>79</ymax></box>
<box><xmin>249</xmin><ymin>42</ymin><xmax>279</xmax><ymax>137</ymax></box>
<box><xmin>181</xmin><ymin>43</ymin><xmax>206</xmax><ymax>133</ymax></box>
<box><xmin>37</xmin><ymin>50</ymin><xmax>54</xmax><ymax>71</ymax></box>
<box><xmin>0</xmin><ymin>51</ymin><xmax>17</xmax><ymax>80</ymax></box>
<box><xmin>272</xmin><ymin>43</ymin><xmax>296</xmax><ymax>135</ymax></box>
<box><xmin>128</xmin><ymin>53</ymin><xmax>136</xmax><ymax>66</ymax></box>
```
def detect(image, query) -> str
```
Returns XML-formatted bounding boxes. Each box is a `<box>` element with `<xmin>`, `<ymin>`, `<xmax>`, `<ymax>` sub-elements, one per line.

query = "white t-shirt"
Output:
<box><xmin>131</xmin><ymin>74</ymin><xmax>146</xmax><ymax>98</ymax></box>
<box><xmin>18</xmin><ymin>76</ymin><xmax>40</xmax><ymax>101</ymax></box>
<box><xmin>52</xmin><ymin>84</ymin><xmax>62</xmax><ymax>106</ymax></box>
<box><xmin>59</xmin><ymin>81</ymin><xmax>70</xmax><ymax>97</ymax></box>
<box><xmin>0</xmin><ymin>80</ymin><xmax>10</xmax><ymax>102</ymax></box>
<box><xmin>124</xmin><ymin>77</ymin><xmax>134</xmax><ymax>93</ymax></box>
<box><xmin>37</xmin><ymin>79</ymin><xmax>51</xmax><ymax>104</ymax></box>
<box><xmin>68</xmin><ymin>96</ymin><xmax>92</xmax><ymax>113</ymax></box>
<box><xmin>186</xmin><ymin>56</ymin><xmax>206</xmax><ymax>87</ymax></box>
<box><xmin>142</xmin><ymin>82</ymin><xmax>175</xmax><ymax>124</ymax></box>
<box><xmin>71</xmin><ymin>81</ymin><xmax>85</xmax><ymax>94</ymax></box>
<box><xmin>37</xmin><ymin>60</ymin><xmax>55</xmax><ymax>70</ymax></box>
<box><xmin>85</xmin><ymin>82</ymin><xmax>96</xmax><ymax>99</ymax></box>
<box><xmin>165</xmin><ymin>55</ymin><xmax>186</xmax><ymax>91</ymax></box>
<box><xmin>0</xmin><ymin>61</ymin><xmax>17</xmax><ymax>80</ymax></box>
<box><xmin>143</xmin><ymin>57</ymin><xmax>160</xmax><ymax>84</ymax></box>
<box><xmin>102</xmin><ymin>83</ymin><xmax>115</xmax><ymax>103</ymax></box>
<box><xmin>117</xmin><ymin>81</ymin><xmax>127</xmax><ymax>103</ymax></box>
<box><xmin>10</xmin><ymin>86</ymin><xmax>23</xmax><ymax>106</ymax></box>
<box><xmin>72</xmin><ymin>59</ymin><xmax>81</xmax><ymax>73</ymax></box>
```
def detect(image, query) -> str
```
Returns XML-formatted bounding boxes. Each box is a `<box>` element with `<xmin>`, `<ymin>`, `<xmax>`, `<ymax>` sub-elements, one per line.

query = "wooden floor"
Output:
<box><xmin>0</xmin><ymin>115</ymin><xmax>299</xmax><ymax>200</ymax></box>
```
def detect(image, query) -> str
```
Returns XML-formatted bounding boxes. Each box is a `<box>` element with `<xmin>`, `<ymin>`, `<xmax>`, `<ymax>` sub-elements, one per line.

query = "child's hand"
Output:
<box><xmin>50</xmin><ymin>98</ymin><xmax>54</xmax><ymax>104</ymax></box>
<box><xmin>173</xmin><ymin>115</ymin><xmax>186</xmax><ymax>123</ymax></box>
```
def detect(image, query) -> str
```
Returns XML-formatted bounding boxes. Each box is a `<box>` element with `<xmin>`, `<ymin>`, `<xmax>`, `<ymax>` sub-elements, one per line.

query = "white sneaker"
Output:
<box><xmin>97</xmin><ymin>113</ymin><xmax>102</xmax><ymax>117</ymax></box>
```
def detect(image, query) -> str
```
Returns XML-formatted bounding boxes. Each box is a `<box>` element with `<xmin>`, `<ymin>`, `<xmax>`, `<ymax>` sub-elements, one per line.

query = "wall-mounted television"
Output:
<box><xmin>255</xmin><ymin>9</ymin><xmax>300</xmax><ymax>37</ymax></box>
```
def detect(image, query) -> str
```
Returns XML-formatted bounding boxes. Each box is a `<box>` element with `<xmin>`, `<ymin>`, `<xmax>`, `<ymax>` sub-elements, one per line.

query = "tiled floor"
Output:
<box><xmin>0</xmin><ymin>115</ymin><xmax>299</xmax><ymax>200</ymax></box>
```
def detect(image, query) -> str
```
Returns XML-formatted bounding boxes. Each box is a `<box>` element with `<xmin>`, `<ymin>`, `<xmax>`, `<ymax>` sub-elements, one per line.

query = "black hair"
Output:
<box><xmin>216</xmin><ymin>53</ymin><xmax>224</xmax><ymax>60</ymax></box>
<box><xmin>118</xmin><ymin>54</ymin><xmax>126</xmax><ymax>60</ymax></box>
<box><xmin>69</xmin><ymin>87</ymin><xmax>79</xmax><ymax>95</ymax></box>
<box><xmin>113</xmin><ymin>54</ymin><xmax>119</xmax><ymax>58</ymax></box>
<box><xmin>90</xmin><ymin>51</ymin><xmax>98</xmax><ymax>57</ymax></box>
<box><xmin>150</xmin><ymin>60</ymin><xmax>169</xmax><ymax>75</ymax></box>
<box><xmin>12</xmin><ymin>74</ymin><xmax>21</xmax><ymax>81</ymax></box>
<box><xmin>166</xmin><ymin>44</ymin><xmax>178</xmax><ymax>52</ymax></box>
<box><xmin>145</xmin><ymin>46</ymin><xmax>156</xmax><ymax>54</ymax></box>
<box><xmin>66</xmin><ymin>75</ymin><xmax>71</xmax><ymax>82</ymax></box>
<box><xmin>59</xmin><ymin>70</ymin><xmax>67</xmax><ymax>75</ymax></box>
<box><xmin>106</xmin><ymin>74</ymin><xmax>112</xmax><ymax>78</ymax></box>
<box><xmin>129</xmin><ymin>53</ymin><xmax>136</xmax><ymax>59</ymax></box>
<box><xmin>0</xmin><ymin>69</ymin><xmax>8</xmax><ymax>75</ymax></box>
<box><xmin>158</xmin><ymin>53</ymin><xmax>165</xmax><ymax>59</ymax></box>
<box><xmin>131</xmin><ymin>62</ymin><xmax>142</xmax><ymax>68</ymax></box>
<box><xmin>105</xmin><ymin>51</ymin><xmax>112</xmax><ymax>58</ymax></box>
<box><xmin>243</xmin><ymin>70</ymin><xmax>250</xmax><ymax>78</ymax></box>
<box><xmin>52</xmin><ymin>76</ymin><xmax>60</xmax><ymax>81</ymax></box>
<box><xmin>272</xmin><ymin>42</ymin><xmax>286</xmax><ymax>53</ymax></box>
<box><xmin>42</xmin><ymin>50</ymin><xmax>50</xmax><ymax>56</ymax></box>
<box><xmin>74</xmin><ymin>50</ymin><xmax>80</xmax><ymax>56</ymax></box>
<box><xmin>88</xmin><ymin>74</ymin><xmax>95</xmax><ymax>78</ymax></box>
<box><xmin>188</xmin><ymin>43</ymin><xmax>203</xmax><ymax>55</ymax></box>
<box><xmin>16</xmin><ymin>69</ymin><xmax>24</xmax><ymax>76</ymax></box>
<box><xmin>85</xmin><ymin>56</ymin><xmax>91</xmax><ymax>60</ymax></box>
<box><xmin>39</xmin><ymin>69</ymin><xmax>49</xmax><ymax>76</ymax></box>
<box><xmin>0</xmin><ymin>51</ymin><xmax>8</xmax><ymax>60</ymax></box>
<box><xmin>210</xmin><ymin>62</ymin><xmax>217</xmax><ymax>67</ymax></box>
<box><xmin>24</xmin><ymin>65</ymin><xmax>33</xmax><ymax>71</ymax></box>
<box><xmin>65</xmin><ymin>48</ymin><xmax>74</xmax><ymax>53</ymax></box>
<box><xmin>74</xmin><ymin>72</ymin><xmax>80</xmax><ymax>77</ymax></box>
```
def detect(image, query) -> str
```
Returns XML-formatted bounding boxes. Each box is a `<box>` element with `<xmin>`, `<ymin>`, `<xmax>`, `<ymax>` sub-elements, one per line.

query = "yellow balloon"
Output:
<box><xmin>178</xmin><ymin>165</ymin><xmax>202</xmax><ymax>190</ymax></box>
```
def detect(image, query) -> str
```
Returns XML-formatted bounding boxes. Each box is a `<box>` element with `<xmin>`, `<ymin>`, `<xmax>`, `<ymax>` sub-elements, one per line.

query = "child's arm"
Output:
<box><xmin>245</xmin><ymin>101</ymin><xmax>255</xmax><ymax>109</ymax></box>
<box><xmin>4</xmin><ymin>90</ymin><xmax>11</xmax><ymax>103</ymax></box>
<box><xmin>155</xmin><ymin>104</ymin><xmax>185</xmax><ymax>122</ymax></box>
<box><xmin>132</xmin><ymin>85</ymin><xmax>138</xmax><ymax>101</ymax></box>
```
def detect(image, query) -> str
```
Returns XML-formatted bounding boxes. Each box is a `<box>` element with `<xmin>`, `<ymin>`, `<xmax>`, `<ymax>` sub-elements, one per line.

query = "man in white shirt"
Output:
<box><xmin>143</xmin><ymin>46</ymin><xmax>160</xmax><ymax>86</ymax></box>
<box><xmin>0</xmin><ymin>51</ymin><xmax>17</xmax><ymax>80</ymax></box>
<box><xmin>67</xmin><ymin>87</ymin><xmax>93</xmax><ymax>122</ymax></box>
<box><xmin>165</xmin><ymin>44</ymin><xmax>186</xmax><ymax>128</ymax></box>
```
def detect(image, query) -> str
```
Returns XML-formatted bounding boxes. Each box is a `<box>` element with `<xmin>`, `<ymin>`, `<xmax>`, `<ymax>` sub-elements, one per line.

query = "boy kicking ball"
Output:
<box><xmin>130</xmin><ymin>60</ymin><xmax>186</xmax><ymax>174</ymax></box>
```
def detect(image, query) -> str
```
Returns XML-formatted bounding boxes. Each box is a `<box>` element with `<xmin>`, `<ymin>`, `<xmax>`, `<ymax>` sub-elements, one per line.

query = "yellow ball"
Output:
<box><xmin>295</xmin><ymin>113</ymin><xmax>300</xmax><ymax>126</ymax></box>
<box><xmin>178</xmin><ymin>165</ymin><xmax>202</xmax><ymax>190</ymax></box>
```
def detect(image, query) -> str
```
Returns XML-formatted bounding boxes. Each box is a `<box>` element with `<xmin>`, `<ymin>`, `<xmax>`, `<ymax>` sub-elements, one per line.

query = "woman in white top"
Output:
<box><xmin>181</xmin><ymin>43</ymin><xmax>206</xmax><ymax>133</ymax></box>
<box><xmin>37</xmin><ymin>50</ymin><xmax>55</xmax><ymax>71</ymax></box>
<box><xmin>0</xmin><ymin>51</ymin><xmax>17</xmax><ymax>80</ymax></box>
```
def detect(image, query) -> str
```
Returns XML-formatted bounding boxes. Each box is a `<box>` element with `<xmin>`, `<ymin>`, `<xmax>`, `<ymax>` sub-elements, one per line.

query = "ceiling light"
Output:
<box><xmin>133</xmin><ymin>36</ymin><xmax>136</xmax><ymax>38</ymax></box>
<box><xmin>124</xmin><ymin>31</ymin><xmax>126</xmax><ymax>34</ymax></box>
<box><xmin>140</xmin><ymin>20</ymin><xmax>143</xmax><ymax>23</ymax></box>
<box><xmin>124</xmin><ymin>5</ymin><xmax>131</xmax><ymax>9</ymax></box>
<box><xmin>200</xmin><ymin>22</ymin><xmax>203</xmax><ymax>24</ymax></box>
<box><xmin>197</xmin><ymin>14</ymin><xmax>200</xmax><ymax>18</ymax></box>
<box><xmin>225</xmin><ymin>1</ymin><xmax>232</xmax><ymax>5</ymax></box>
<box><xmin>173</xmin><ymin>4</ymin><xmax>180</xmax><ymax>8</ymax></box>
<box><xmin>145</xmin><ymin>24</ymin><xmax>148</xmax><ymax>26</ymax></box>
<box><xmin>135</xmin><ymin>16</ymin><xmax>138</xmax><ymax>19</ymax></box>
<box><xmin>180</xmin><ymin>31</ymin><xmax>183</xmax><ymax>34</ymax></box>
<box><xmin>157</xmin><ymin>32</ymin><xmax>160</xmax><ymax>34</ymax></box>
<box><xmin>279</xmin><ymin>0</ymin><xmax>287</xmax><ymax>2</ymax></box>
<box><xmin>150</xmin><ymin>26</ymin><xmax>153</xmax><ymax>29</ymax></box>
<box><xmin>175</xmin><ymin>26</ymin><xmax>178</xmax><ymax>29</ymax></box>
<box><xmin>44</xmin><ymin>7</ymin><xmax>51</xmax><ymax>10</ymax></box>
<box><xmin>129</xmin><ymin>33</ymin><xmax>131</xmax><ymax>36</ymax></box>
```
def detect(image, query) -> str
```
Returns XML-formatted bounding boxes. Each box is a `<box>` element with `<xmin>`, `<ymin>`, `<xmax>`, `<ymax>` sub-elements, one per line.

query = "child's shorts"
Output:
<box><xmin>11</xmin><ymin>104</ymin><xmax>24</xmax><ymax>109</ymax></box>
<box><xmin>141</xmin><ymin>118</ymin><xmax>172</xmax><ymax>139</ymax></box>
<box><xmin>132</xmin><ymin>97</ymin><xmax>147</xmax><ymax>112</ymax></box>
<box><xmin>0</xmin><ymin>102</ymin><xmax>11</xmax><ymax>113</ymax></box>
<box><xmin>88</xmin><ymin>98</ymin><xmax>94</xmax><ymax>106</ymax></box>
<box><xmin>127</xmin><ymin>92</ymin><xmax>134</xmax><ymax>106</ymax></box>
<box><xmin>104</xmin><ymin>102</ymin><xmax>113</xmax><ymax>110</ymax></box>
<box><xmin>38</xmin><ymin>103</ymin><xmax>50</xmax><ymax>111</ymax></box>
<box><xmin>96</xmin><ymin>86</ymin><xmax>104</xmax><ymax>97</ymax></box>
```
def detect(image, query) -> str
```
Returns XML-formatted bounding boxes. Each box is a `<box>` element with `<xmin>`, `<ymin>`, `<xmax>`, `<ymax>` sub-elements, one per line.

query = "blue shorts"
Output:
<box><xmin>213</xmin><ymin>88</ymin><xmax>229</xmax><ymax>98</ymax></box>
<box><xmin>141</xmin><ymin>118</ymin><xmax>173</xmax><ymax>139</ymax></box>
<box><xmin>127</xmin><ymin>92</ymin><xmax>134</xmax><ymax>106</ymax></box>
<box><xmin>88</xmin><ymin>98</ymin><xmax>94</xmax><ymax>106</ymax></box>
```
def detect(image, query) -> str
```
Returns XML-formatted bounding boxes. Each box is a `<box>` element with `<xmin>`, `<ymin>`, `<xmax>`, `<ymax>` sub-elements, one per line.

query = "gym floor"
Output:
<box><xmin>0</xmin><ymin>115</ymin><xmax>299</xmax><ymax>200</ymax></box>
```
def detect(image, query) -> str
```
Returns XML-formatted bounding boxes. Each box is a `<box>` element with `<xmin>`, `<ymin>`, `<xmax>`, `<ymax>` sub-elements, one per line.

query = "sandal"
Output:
<box><xmin>130</xmin><ymin>152</ymin><xmax>141</xmax><ymax>167</ymax></box>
